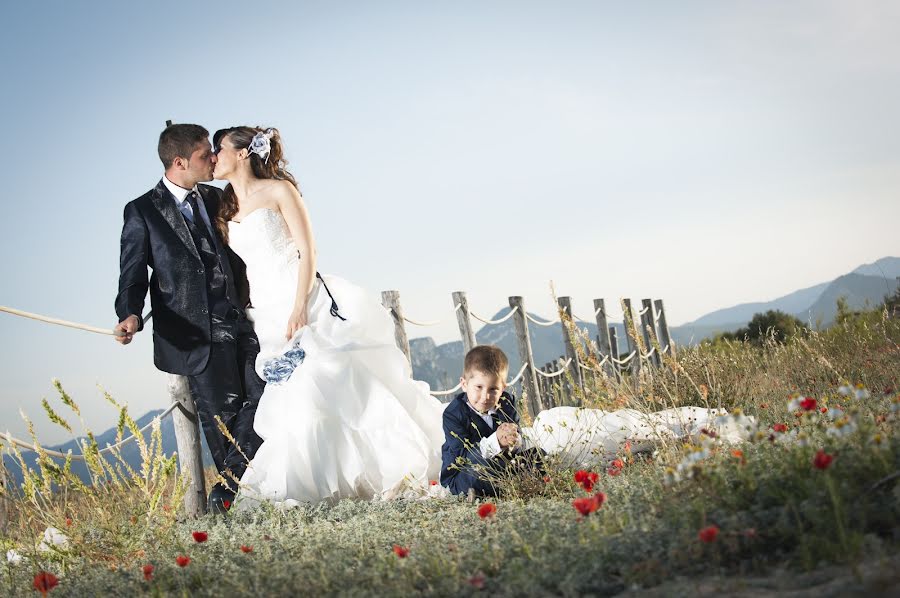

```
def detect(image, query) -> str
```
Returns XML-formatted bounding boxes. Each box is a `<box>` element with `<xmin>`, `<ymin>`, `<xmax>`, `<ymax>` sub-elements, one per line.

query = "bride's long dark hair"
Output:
<box><xmin>212</xmin><ymin>126</ymin><xmax>298</xmax><ymax>243</ymax></box>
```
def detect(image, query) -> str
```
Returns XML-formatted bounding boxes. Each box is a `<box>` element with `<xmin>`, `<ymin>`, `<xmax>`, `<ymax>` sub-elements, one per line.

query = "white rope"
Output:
<box><xmin>1</xmin><ymin>305</ymin><xmax>123</xmax><ymax>336</ymax></box>
<box><xmin>526</xmin><ymin>313</ymin><xmax>560</xmax><ymax>327</ymax></box>
<box><xmin>469</xmin><ymin>306</ymin><xmax>518</xmax><ymax>325</ymax></box>
<box><xmin>402</xmin><ymin>316</ymin><xmax>443</xmax><ymax>327</ymax></box>
<box><xmin>641</xmin><ymin>347</ymin><xmax>656</xmax><ymax>359</ymax></box>
<box><xmin>611</xmin><ymin>351</ymin><xmax>636</xmax><ymax>365</ymax></box>
<box><xmin>1</xmin><ymin>402</ymin><xmax>179</xmax><ymax>461</ymax></box>
<box><xmin>661</xmin><ymin>344</ymin><xmax>670</xmax><ymax>354</ymax></box>
<box><xmin>534</xmin><ymin>358</ymin><xmax>572</xmax><ymax>378</ymax></box>
<box><xmin>576</xmin><ymin>357</ymin><xmax>609</xmax><ymax>373</ymax></box>
<box><xmin>506</xmin><ymin>363</ymin><xmax>529</xmax><ymax>385</ymax></box>
<box><xmin>654</xmin><ymin>311</ymin><xmax>662</xmax><ymax>322</ymax></box>
<box><xmin>454</xmin><ymin>303</ymin><xmax>462</xmax><ymax>312</ymax></box>
<box><xmin>573</xmin><ymin>314</ymin><xmax>592</xmax><ymax>324</ymax></box>
<box><xmin>430</xmin><ymin>381</ymin><xmax>463</xmax><ymax>397</ymax></box>
<box><xmin>637</xmin><ymin>305</ymin><xmax>650</xmax><ymax>316</ymax></box>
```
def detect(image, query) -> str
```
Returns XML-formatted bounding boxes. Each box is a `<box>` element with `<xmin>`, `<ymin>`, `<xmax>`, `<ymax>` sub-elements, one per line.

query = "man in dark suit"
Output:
<box><xmin>441</xmin><ymin>345</ymin><xmax>541</xmax><ymax>497</ymax></box>
<box><xmin>114</xmin><ymin>124</ymin><xmax>264</xmax><ymax>513</ymax></box>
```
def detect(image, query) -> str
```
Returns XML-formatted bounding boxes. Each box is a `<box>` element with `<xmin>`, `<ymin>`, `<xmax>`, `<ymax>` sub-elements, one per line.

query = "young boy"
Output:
<box><xmin>440</xmin><ymin>345</ymin><xmax>535</xmax><ymax>497</ymax></box>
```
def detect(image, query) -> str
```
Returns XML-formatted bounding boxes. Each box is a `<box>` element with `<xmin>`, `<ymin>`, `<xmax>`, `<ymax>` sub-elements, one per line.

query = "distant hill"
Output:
<box><xmin>851</xmin><ymin>256</ymin><xmax>900</xmax><ymax>279</ymax></box>
<box><xmin>801</xmin><ymin>272</ymin><xmax>899</xmax><ymax>324</ymax></box>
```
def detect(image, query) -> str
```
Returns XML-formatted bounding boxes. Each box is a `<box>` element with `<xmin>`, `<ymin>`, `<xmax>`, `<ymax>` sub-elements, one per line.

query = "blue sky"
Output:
<box><xmin>1</xmin><ymin>1</ymin><xmax>898</xmax><ymax>444</ymax></box>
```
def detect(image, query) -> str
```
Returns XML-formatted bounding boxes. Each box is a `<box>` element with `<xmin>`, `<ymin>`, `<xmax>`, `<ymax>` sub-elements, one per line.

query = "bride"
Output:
<box><xmin>211</xmin><ymin>126</ymin><xmax>446</xmax><ymax>506</ymax></box>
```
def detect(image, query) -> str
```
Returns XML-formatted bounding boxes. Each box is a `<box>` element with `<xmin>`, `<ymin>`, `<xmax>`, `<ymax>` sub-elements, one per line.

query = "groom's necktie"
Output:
<box><xmin>186</xmin><ymin>191</ymin><xmax>215</xmax><ymax>247</ymax></box>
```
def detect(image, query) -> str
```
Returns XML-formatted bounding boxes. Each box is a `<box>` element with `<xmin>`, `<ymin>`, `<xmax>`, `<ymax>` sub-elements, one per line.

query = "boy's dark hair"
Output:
<box><xmin>158</xmin><ymin>124</ymin><xmax>209</xmax><ymax>168</ymax></box>
<box><xmin>463</xmin><ymin>345</ymin><xmax>509</xmax><ymax>380</ymax></box>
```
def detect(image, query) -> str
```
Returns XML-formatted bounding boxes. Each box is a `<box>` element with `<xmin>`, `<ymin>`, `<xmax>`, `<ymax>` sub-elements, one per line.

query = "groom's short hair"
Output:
<box><xmin>158</xmin><ymin>124</ymin><xmax>210</xmax><ymax>168</ymax></box>
<box><xmin>463</xmin><ymin>345</ymin><xmax>509</xmax><ymax>380</ymax></box>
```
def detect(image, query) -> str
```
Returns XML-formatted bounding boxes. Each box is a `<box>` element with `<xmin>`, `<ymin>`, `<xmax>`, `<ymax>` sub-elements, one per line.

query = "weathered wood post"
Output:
<box><xmin>593</xmin><ymin>299</ymin><xmax>616</xmax><ymax>378</ymax></box>
<box><xmin>0</xmin><ymin>452</ymin><xmax>9</xmax><ymax>533</ymax></box>
<box><xmin>641</xmin><ymin>298</ymin><xmax>662</xmax><ymax>368</ymax></box>
<box><xmin>509</xmin><ymin>296</ymin><xmax>543</xmax><ymax>417</ymax></box>
<box><xmin>654</xmin><ymin>299</ymin><xmax>676</xmax><ymax>359</ymax></box>
<box><xmin>609</xmin><ymin>326</ymin><xmax>621</xmax><ymax>378</ymax></box>
<box><xmin>168</xmin><ymin>374</ymin><xmax>207</xmax><ymax>517</ymax></box>
<box><xmin>621</xmin><ymin>299</ymin><xmax>642</xmax><ymax>377</ymax></box>
<box><xmin>381</xmin><ymin>290</ymin><xmax>412</xmax><ymax>364</ymax></box>
<box><xmin>557</xmin><ymin>297</ymin><xmax>583</xmax><ymax>400</ymax></box>
<box><xmin>452</xmin><ymin>291</ymin><xmax>476</xmax><ymax>355</ymax></box>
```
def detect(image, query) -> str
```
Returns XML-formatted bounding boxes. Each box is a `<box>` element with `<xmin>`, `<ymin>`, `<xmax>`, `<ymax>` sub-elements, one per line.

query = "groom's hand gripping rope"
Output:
<box><xmin>114</xmin><ymin>314</ymin><xmax>141</xmax><ymax>345</ymax></box>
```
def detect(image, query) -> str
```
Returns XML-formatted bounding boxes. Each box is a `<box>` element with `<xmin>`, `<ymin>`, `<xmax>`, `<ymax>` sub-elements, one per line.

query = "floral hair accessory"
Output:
<box><xmin>247</xmin><ymin>128</ymin><xmax>275</xmax><ymax>163</ymax></box>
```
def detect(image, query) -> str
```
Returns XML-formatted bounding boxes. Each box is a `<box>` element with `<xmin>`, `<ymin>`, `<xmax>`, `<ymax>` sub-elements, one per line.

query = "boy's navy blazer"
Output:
<box><xmin>440</xmin><ymin>392</ymin><xmax>519</xmax><ymax>485</ymax></box>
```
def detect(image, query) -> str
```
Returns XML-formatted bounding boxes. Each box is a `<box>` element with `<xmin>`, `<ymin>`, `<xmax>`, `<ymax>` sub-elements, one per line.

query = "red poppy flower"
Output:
<box><xmin>799</xmin><ymin>397</ymin><xmax>817</xmax><ymax>411</ymax></box>
<box><xmin>813</xmin><ymin>449</ymin><xmax>834</xmax><ymax>470</ymax></box>
<box><xmin>142</xmin><ymin>564</ymin><xmax>154</xmax><ymax>581</ymax></box>
<box><xmin>542</xmin><ymin>475</ymin><xmax>551</xmax><ymax>484</ymax></box>
<box><xmin>467</xmin><ymin>571</ymin><xmax>486</xmax><ymax>589</ymax></box>
<box><xmin>820</xmin><ymin>407</ymin><xmax>828</xmax><ymax>413</ymax></box>
<box><xmin>175</xmin><ymin>555</ymin><xmax>191</xmax><ymax>568</ymax></box>
<box><xmin>392</xmin><ymin>544</ymin><xmax>409</xmax><ymax>558</ymax></box>
<box><xmin>772</xmin><ymin>423</ymin><xmax>788</xmax><ymax>433</ymax></box>
<box><xmin>574</xmin><ymin>470</ymin><xmax>599</xmax><ymax>492</ymax></box>
<box><xmin>33</xmin><ymin>572</ymin><xmax>59</xmax><ymax>596</ymax></box>
<box><xmin>759</xmin><ymin>403</ymin><xmax>768</xmax><ymax>409</ymax></box>
<box><xmin>240</xmin><ymin>545</ymin><xmax>253</xmax><ymax>553</ymax></box>
<box><xmin>223</xmin><ymin>500</ymin><xmax>231</xmax><ymax>510</ymax></box>
<box><xmin>65</xmin><ymin>517</ymin><xmax>72</xmax><ymax>527</ymax></box>
<box><xmin>478</xmin><ymin>502</ymin><xmax>497</xmax><ymax>519</ymax></box>
<box><xmin>429</xmin><ymin>480</ymin><xmax>438</xmax><ymax>486</ymax></box>
<box><xmin>572</xmin><ymin>492</ymin><xmax>606</xmax><ymax>516</ymax></box>
<box><xmin>192</xmin><ymin>531</ymin><xmax>208</xmax><ymax>543</ymax></box>
<box><xmin>698</xmin><ymin>525</ymin><xmax>719</xmax><ymax>543</ymax></box>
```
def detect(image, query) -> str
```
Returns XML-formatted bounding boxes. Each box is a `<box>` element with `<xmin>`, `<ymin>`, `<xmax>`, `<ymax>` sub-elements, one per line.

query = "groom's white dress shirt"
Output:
<box><xmin>163</xmin><ymin>176</ymin><xmax>214</xmax><ymax>231</ymax></box>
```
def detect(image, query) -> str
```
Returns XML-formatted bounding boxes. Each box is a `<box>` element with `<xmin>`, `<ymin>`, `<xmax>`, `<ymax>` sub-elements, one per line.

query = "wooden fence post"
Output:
<box><xmin>654</xmin><ymin>299</ymin><xmax>676</xmax><ymax>359</ymax></box>
<box><xmin>641</xmin><ymin>298</ymin><xmax>662</xmax><ymax>368</ymax></box>
<box><xmin>557</xmin><ymin>297</ymin><xmax>583</xmax><ymax>399</ymax></box>
<box><xmin>593</xmin><ymin>298</ymin><xmax>616</xmax><ymax>378</ymax></box>
<box><xmin>608</xmin><ymin>326</ymin><xmax>621</xmax><ymax>378</ymax></box>
<box><xmin>621</xmin><ymin>299</ymin><xmax>642</xmax><ymax>377</ymax></box>
<box><xmin>452</xmin><ymin>291</ymin><xmax>476</xmax><ymax>355</ymax></box>
<box><xmin>168</xmin><ymin>374</ymin><xmax>207</xmax><ymax>517</ymax></box>
<box><xmin>509</xmin><ymin>296</ymin><xmax>544</xmax><ymax>418</ymax></box>
<box><xmin>381</xmin><ymin>290</ymin><xmax>412</xmax><ymax>364</ymax></box>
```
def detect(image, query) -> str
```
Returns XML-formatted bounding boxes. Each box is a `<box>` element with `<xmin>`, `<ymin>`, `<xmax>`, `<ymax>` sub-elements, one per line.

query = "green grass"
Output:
<box><xmin>2</xmin><ymin>307</ymin><xmax>899</xmax><ymax>596</ymax></box>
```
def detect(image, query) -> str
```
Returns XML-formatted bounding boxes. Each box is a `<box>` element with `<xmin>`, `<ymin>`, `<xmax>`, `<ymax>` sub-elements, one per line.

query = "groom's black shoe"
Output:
<box><xmin>208</xmin><ymin>483</ymin><xmax>235</xmax><ymax>515</ymax></box>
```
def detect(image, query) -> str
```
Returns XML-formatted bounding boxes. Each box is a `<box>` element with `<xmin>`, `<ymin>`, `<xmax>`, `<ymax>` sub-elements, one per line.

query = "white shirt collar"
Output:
<box><xmin>163</xmin><ymin>176</ymin><xmax>197</xmax><ymax>204</ymax></box>
<box><xmin>466</xmin><ymin>401</ymin><xmax>497</xmax><ymax>429</ymax></box>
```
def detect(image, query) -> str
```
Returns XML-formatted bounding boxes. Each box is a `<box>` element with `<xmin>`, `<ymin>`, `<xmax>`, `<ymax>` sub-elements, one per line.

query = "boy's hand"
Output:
<box><xmin>496</xmin><ymin>423</ymin><xmax>519</xmax><ymax>449</ymax></box>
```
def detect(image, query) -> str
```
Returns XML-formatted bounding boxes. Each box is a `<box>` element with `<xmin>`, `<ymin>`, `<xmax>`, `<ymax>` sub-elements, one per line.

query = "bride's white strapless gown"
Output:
<box><xmin>228</xmin><ymin>208</ymin><xmax>447</xmax><ymax>506</ymax></box>
<box><xmin>227</xmin><ymin>208</ymin><xmax>750</xmax><ymax>507</ymax></box>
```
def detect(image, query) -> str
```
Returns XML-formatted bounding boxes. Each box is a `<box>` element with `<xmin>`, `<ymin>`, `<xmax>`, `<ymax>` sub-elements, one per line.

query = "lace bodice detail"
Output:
<box><xmin>227</xmin><ymin>208</ymin><xmax>299</xmax><ymax>311</ymax></box>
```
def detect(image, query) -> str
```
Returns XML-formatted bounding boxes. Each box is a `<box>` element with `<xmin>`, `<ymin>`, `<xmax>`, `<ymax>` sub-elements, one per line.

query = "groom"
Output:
<box><xmin>114</xmin><ymin>123</ymin><xmax>264</xmax><ymax>513</ymax></box>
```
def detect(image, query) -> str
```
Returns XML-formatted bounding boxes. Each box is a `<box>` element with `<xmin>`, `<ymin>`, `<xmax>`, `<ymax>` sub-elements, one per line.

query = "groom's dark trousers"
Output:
<box><xmin>116</xmin><ymin>179</ymin><xmax>264</xmax><ymax>489</ymax></box>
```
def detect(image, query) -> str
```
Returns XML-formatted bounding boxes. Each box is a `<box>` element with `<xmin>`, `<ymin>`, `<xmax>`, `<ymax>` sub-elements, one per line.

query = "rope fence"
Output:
<box><xmin>469</xmin><ymin>306</ymin><xmax>518</xmax><ymax>325</ymax></box>
<box><xmin>525</xmin><ymin>313</ymin><xmax>560</xmax><ymax>327</ymax></box>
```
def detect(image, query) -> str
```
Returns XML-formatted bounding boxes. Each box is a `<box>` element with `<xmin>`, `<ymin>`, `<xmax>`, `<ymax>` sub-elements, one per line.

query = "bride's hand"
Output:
<box><xmin>286</xmin><ymin>305</ymin><xmax>308</xmax><ymax>340</ymax></box>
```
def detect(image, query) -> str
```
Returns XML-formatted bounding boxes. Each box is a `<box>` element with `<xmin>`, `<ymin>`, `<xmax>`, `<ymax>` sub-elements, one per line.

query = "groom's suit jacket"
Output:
<box><xmin>115</xmin><ymin>179</ymin><xmax>250</xmax><ymax>376</ymax></box>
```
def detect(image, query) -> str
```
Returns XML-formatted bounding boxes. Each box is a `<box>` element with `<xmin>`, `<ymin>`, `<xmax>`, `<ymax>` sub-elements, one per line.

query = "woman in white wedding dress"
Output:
<box><xmin>211</xmin><ymin>126</ymin><xmax>446</xmax><ymax>506</ymax></box>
